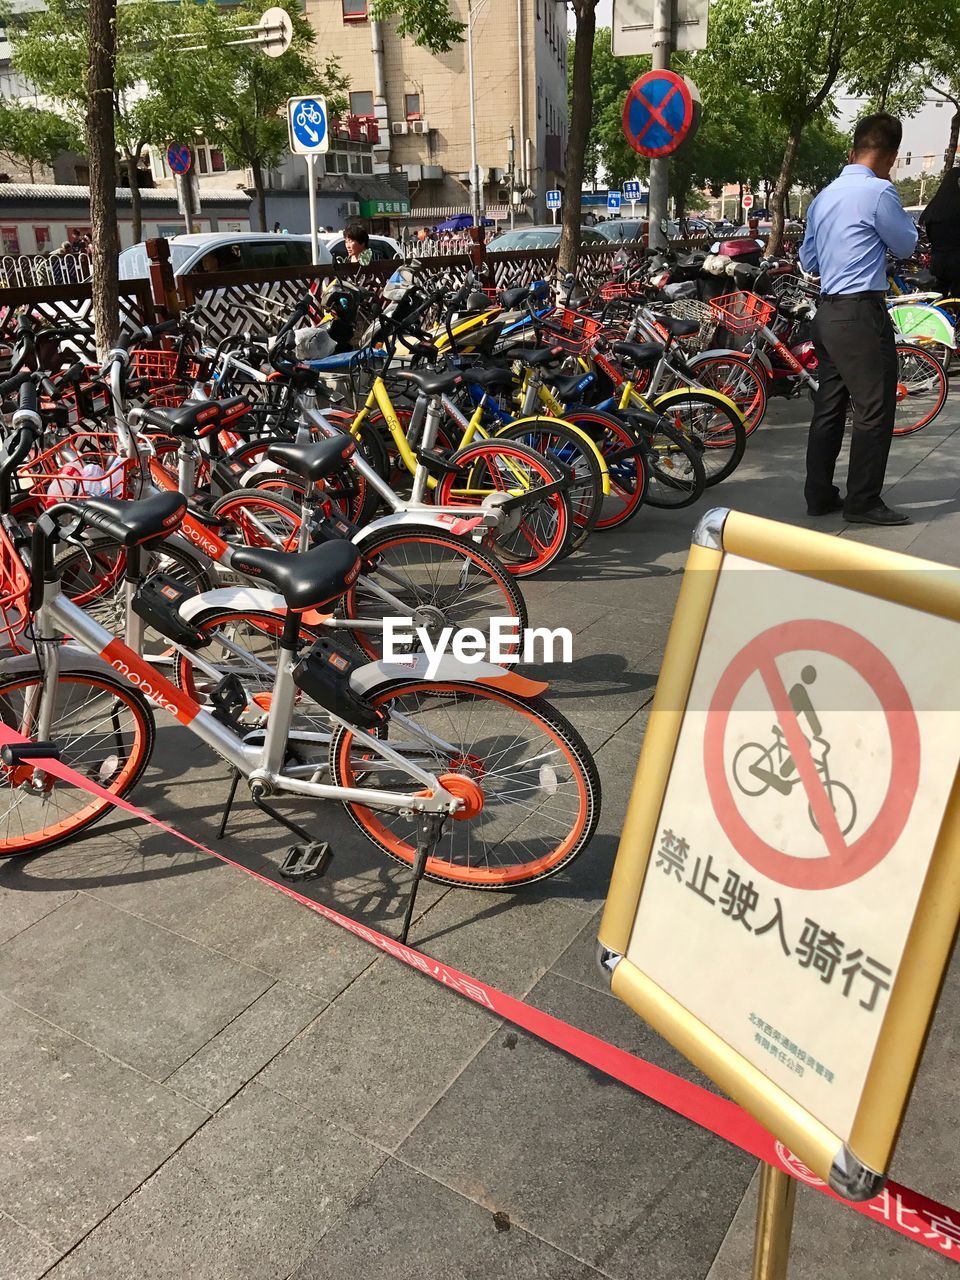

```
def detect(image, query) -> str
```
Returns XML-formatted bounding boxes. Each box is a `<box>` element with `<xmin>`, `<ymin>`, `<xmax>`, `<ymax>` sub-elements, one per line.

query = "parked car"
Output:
<box><xmin>595</xmin><ymin>218</ymin><xmax>681</xmax><ymax>243</ymax></box>
<box><xmin>486</xmin><ymin>225</ymin><xmax>610</xmax><ymax>251</ymax></box>
<box><xmin>319</xmin><ymin>232</ymin><xmax>402</xmax><ymax>262</ymax></box>
<box><xmin>118</xmin><ymin>232</ymin><xmax>332</xmax><ymax>281</ymax></box>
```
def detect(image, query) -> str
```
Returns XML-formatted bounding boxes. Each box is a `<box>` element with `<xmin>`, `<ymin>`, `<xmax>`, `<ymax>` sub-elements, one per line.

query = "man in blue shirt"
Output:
<box><xmin>799</xmin><ymin>113</ymin><xmax>918</xmax><ymax>525</ymax></box>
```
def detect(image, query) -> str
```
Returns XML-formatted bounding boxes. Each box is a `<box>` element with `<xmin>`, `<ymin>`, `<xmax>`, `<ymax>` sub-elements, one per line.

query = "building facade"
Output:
<box><xmin>306</xmin><ymin>0</ymin><xmax>569</xmax><ymax>224</ymax></box>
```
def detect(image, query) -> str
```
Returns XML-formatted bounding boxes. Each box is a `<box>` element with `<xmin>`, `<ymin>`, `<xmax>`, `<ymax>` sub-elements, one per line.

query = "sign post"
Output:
<box><xmin>546</xmin><ymin>188</ymin><xmax>561</xmax><ymax>225</ymax></box>
<box><xmin>607</xmin><ymin>190</ymin><xmax>622</xmax><ymax>218</ymax></box>
<box><xmin>287</xmin><ymin>96</ymin><xmax>330</xmax><ymax>265</ymax></box>
<box><xmin>623</xmin><ymin>179</ymin><xmax>642</xmax><ymax>219</ymax></box>
<box><xmin>743</xmin><ymin>190</ymin><xmax>755</xmax><ymax>219</ymax></box>
<box><xmin>599</xmin><ymin>507</ymin><xmax>960</xmax><ymax>1280</ymax></box>
<box><xmin>167</xmin><ymin>144</ymin><xmax>196</xmax><ymax>235</ymax></box>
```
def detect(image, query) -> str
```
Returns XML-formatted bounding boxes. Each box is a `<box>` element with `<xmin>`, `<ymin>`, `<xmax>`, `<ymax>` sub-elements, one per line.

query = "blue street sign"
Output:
<box><xmin>623</xmin><ymin>180</ymin><xmax>642</xmax><ymax>200</ymax></box>
<box><xmin>546</xmin><ymin>189</ymin><xmax>561</xmax><ymax>210</ymax></box>
<box><xmin>287</xmin><ymin>96</ymin><xmax>329</xmax><ymax>154</ymax></box>
<box><xmin>607</xmin><ymin>191</ymin><xmax>622</xmax><ymax>212</ymax></box>
<box><xmin>166</xmin><ymin>144</ymin><xmax>192</xmax><ymax>176</ymax></box>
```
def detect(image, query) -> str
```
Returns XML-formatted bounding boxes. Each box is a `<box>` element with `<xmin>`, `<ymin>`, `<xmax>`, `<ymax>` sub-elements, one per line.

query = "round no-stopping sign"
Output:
<box><xmin>703</xmin><ymin>619</ymin><xmax>920</xmax><ymax>890</ymax></box>
<box><xmin>622</xmin><ymin>71</ymin><xmax>700</xmax><ymax>159</ymax></box>
<box><xmin>166</xmin><ymin>144</ymin><xmax>192</xmax><ymax>176</ymax></box>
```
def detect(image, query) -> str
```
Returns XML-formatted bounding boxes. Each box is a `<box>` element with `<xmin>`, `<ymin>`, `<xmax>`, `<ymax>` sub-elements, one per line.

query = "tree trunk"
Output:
<box><xmin>125</xmin><ymin>150</ymin><xmax>142</xmax><ymax>243</ymax></box>
<box><xmin>558</xmin><ymin>0</ymin><xmax>596</xmax><ymax>276</ymax></box>
<box><xmin>86</xmin><ymin>0</ymin><xmax>119</xmax><ymax>353</ymax></box>
<box><xmin>944</xmin><ymin>109</ymin><xmax>960</xmax><ymax>175</ymax></box>
<box><xmin>767</xmin><ymin>123</ymin><xmax>803</xmax><ymax>258</ymax></box>
<box><xmin>251</xmin><ymin>157</ymin><xmax>267</xmax><ymax>232</ymax></box>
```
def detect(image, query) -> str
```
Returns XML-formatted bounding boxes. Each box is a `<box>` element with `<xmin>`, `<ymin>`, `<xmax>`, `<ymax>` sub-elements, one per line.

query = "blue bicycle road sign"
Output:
<box><xmin>288</xmin><ymin>97</ymin><xmax>329</xmax><ymax>155</ymax></box>
<box><xmin>607</xmin><ymin>191</ymin><xmax>622</xmax><ymax>212</ymax></box>
<box><xmin>546</xmin><ymin>189</ymin><xmax>561</xmax><ymax>209</ymax></box>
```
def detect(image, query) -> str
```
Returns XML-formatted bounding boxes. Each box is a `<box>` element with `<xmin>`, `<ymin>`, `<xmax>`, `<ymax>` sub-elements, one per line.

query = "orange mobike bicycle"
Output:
<box><xmin>0</xmin><ymin>380</ymin><xmax>600</xmax><ymax>939</ymax></box>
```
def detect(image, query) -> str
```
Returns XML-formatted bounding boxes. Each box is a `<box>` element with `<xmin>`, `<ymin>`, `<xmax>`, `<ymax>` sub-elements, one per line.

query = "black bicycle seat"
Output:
<box><xmin>80</xmin><ymin>490</ymin><xmax>186</xmax><ymax>548</ymax></box>
<box><xmin>500</xmin><ymin>286</ymin><xmax>530</xmax><ymax>309</ymax></box>
<box><xmin>660</xmin><ymin>316</ymin><xmax>700</xmax><ymax>338</ymax></box>
<box><xmin>267</xmin><ymin>437</ymin><xmax>356</xmax><ymax>483</ymax></box>
<box><xmin>611</xmin><ymin>340</ymin><xmax>662</xmax><ymax>367</ymax></box>
<box><xmin>550</xmin><ymin>372</ymin><xmax>594</xmax><ymax>402</ymax></box>
<box><xmin>140</xmin><ymin>396</ymin><xmax>248</xmax><ymax>439</ymax></box>
<box><xmin>395</xmin><ymin>368</ymin><xmax>463</xmax><ymax>395</ymax></box>
<box><xmin>462</xmin><ymin>365</ymin><xmax>516</xmax><ymax>390</ymax></box>
<box><xmin>230</xmin><ymin>538</ymin><xmax>361</xmax><ymax>612</ymax></box>
<box><xmin>522</xmin><ymin>345</ymin><xmax>565</xmax><ymax>367</ymax></box>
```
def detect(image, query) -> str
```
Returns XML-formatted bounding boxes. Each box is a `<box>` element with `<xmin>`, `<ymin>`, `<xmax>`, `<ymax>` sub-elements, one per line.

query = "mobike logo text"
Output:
<box><xmin>180</xmin><ymin>517</ymin><xmax>227</xmax><ymax>560</ymax></box>
<box><xmin>101</xmin><ymin>639</ymin><xmax>199</xmax><ymax>724</ymax></box>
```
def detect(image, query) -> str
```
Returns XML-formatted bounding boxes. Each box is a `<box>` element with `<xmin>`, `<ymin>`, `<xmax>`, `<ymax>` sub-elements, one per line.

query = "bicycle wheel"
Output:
<box><xmin>342</xmin><ymin>525</ymin><xmax>527</xmax><ymax>661</ymax></box>
<box><xmin>0</xmin><ymin>667</ymin><xmax>154</xmax><ymax>856</ymax></box>
<box><xmin>229</xmin><ymin>436</ymin><xmax>373</xmax><ymax>526</ymax></box>
<box><xmin>211</xmin><ymin>489</ymin><xmax>302</xmax><ymax>551</ymax></box>
<box><xmin>562</xmin><ymin>408</ymin><xmax>648</xmax><ymax>530</ymax></box>
<box><xmin>495</xmin><ymin>417</ymin><xmax>602</xmax><ymax>552</ymax></box>
<box><xmin>329</xmin><ymin>681</ymin><xmax>600</xmax><ymax>887</ymax></box>
<box><xmin>686</xmin><ymin>353</ymin><xmax>768</xmax><ymax>436</ymax></box>
<box><xmin>892</xmin><ymin>344</ymin><xmax>948</xmax><ymax>436</ymax></box>
<box><xmin>636</xmin><ymin>414</ymin><xmax>707</xmax><ymax>509</ymax></box>
<box><xmin>652</xmin><ymin>388</ymin><xmax>746</xmax><ymax>486</ymax></box>
<box><xmin>435</xmin><ymin>440</ymin><xmax>572</xmax><ymax>577</ymax></box>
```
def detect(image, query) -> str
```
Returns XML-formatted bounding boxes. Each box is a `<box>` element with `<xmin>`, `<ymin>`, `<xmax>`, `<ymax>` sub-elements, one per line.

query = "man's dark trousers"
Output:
<box><xmin>805</xmin><ymin>294</ymin><xmax>897</xmax><ymax>512</ymax></box>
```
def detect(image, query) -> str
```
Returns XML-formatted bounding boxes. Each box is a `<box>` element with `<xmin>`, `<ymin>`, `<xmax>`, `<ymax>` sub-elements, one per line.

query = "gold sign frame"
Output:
<box><xmin>598</xmin><ymin>507</ymin><xmax>960</xmax><ymax>1200</ymax></box>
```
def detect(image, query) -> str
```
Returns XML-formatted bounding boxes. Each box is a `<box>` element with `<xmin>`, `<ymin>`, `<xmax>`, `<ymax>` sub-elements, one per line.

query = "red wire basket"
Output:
<box><xmin>0</xmin><ymin>523</ymin><xmax>30</xmax><ymax>652</ymax></box>
<box><xmin>598</xmin><ymin>281</ymin><xmax>643</xmax><ymax>302</ymax></box>
<box><xmin>708</xmin><ymin>291</ymin><xmax>775</xmax><ymax>335</ymax></box>
<box><xmin>129</xmin><ymin>347</ymin><xmax>201</xmax><ymax>387</ymax></box>
<box><xmin>17</xmin><ymin>432</ymin><xmax>140</xmax><ymax>509</ymax></box>
<box><xmin>546</xmin><ymin>308</ymin><xmax>605</xmax><ymax>354</ymax></box>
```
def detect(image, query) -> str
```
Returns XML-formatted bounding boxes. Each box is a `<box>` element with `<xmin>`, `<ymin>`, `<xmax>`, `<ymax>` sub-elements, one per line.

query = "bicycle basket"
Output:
<box><xmin>0</xmin><ymin>524</ymin><xmax>30</xmax><ymax>652</ymax></box>
<box><xmin>18</xmin><ymin>432</ymin><xmax>140</xmax><ymax>508</ymax></box>
<box><xmin>548</xmin><ymin>308</ymin><xmax>604</xmax><ymax>354</ymax></box>
<box><xmin>130</xmin><ymin>346</ymin><xmax>201</xmax><ymax>389</ymax></box>
<box><xmin>708</xmin><ymin>291</ymin><xmax>775</xmax><ymax>335</ymax></box>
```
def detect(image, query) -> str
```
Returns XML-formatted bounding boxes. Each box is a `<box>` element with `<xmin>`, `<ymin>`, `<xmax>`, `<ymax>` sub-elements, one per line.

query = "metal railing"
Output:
<box><xmin>0</xmin><ymin>253</ymin><xmax>93</xmax><ymax>289</ymax></box>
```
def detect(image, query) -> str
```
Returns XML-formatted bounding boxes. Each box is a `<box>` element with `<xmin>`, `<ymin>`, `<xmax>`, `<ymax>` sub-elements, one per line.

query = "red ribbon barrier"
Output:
<box><xmin>2</xmin><ymin>719</ymin><xmax>958</xmax><ymax>1262</ymax></box>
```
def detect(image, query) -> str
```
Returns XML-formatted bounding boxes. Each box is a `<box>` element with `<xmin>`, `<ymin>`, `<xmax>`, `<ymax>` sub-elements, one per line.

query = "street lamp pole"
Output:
<box><xmin>466</xmin><ymin>0</ymin><xmax>482</xmax><ymax>227</ymax></box>
<box><xmin>508</xmin><ymin>126</ymin><xmax>516</xmax><ymax>230</ymax></box>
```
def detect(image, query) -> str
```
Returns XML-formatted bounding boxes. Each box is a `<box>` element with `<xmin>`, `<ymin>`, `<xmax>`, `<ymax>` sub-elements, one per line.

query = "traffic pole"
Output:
<box><xmin>647</xmin><ymin>0</ymin><xmax>673</xmax><ymax>250</ymax></box>
<box><xmin>751</xmin><ymin>1163</ymin><xmax>797</xmax><ymax>1280</ymax></box>
<box><xmin>306</xmin><ymin>153</ymin><xmax>319</xmax><ymax>266</ymax></box>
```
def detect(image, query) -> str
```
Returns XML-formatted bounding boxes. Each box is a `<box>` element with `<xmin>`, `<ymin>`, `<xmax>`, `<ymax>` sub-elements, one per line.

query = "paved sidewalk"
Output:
<box><xmin>3</xmin><ymin>399</ymin><xmax>960</xmax><ymax>1278</ymax></box>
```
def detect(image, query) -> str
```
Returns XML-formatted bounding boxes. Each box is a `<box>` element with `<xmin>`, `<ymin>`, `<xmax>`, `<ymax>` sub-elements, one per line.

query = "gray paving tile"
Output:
<box><xmin>399</xmin><ymin>971</ymin><xmax>755</xmax><ymax>1280</ymax></box>
<box><xmin>259</xmin><ymin>955</ymin><xmax>496</xmax><ymax>1150</ymax></box>
<box><xmin>163</xmin><ymin>981</ymin><xmax>326</xmax><ymax>1111</ymax></box>
<box><xmin>0</xmin><ymin>886</ymin><xmax>77</xmax><ymax>946</ymax></box>
<box><xmin>178</xmin><ymin>874</ymin><xmax>382</xmax><ymax>1001</ymax></box>
<box><xmin>291</xmin><ymin>1157</ymin><xmax>604</xmax><ymax>1279</ymax></box>
<box><xmin>44</xmin><ymin>1084</ymin><xmax>385</xmax><ymax>1280</ymax></box>
<box><xmin>550</xmin><ymin>907</ymin><xmax>607</xmax><ymax>996</ymax></box>
<box><xmin>0</xmin><ymin>1000</ymin><xmax>205</xmax><ymax>1251</ymax></box>
<box><xmin>0</xmin><ymin>1211</ymin><xmax>59</xmax><ymax>1280</ymax></box>
<box><xmin>0</xmin><ymin>895</ymin><xmax>271</xmax><ymax>1078</ymax></box>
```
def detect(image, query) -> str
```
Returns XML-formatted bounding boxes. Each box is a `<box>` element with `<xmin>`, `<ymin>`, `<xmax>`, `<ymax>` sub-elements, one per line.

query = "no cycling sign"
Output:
<box><xmin>599</xmin><ymin>508</ymin><xmax>960</xmax><ymax>1198</ymax></box>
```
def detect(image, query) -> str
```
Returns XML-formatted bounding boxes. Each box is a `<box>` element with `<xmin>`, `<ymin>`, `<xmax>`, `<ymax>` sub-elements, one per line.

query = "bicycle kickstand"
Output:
<box><xmin>398</xmin><ymin>812</ymin><xmax>446</xmax><ymax>946</ymax></box>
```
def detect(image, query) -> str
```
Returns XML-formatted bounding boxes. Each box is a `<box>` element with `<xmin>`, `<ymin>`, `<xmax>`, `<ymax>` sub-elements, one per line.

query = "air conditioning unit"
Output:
<box><xmin>392</xmin><ymin>121</ymin><xmax>409</xmax><ymax>136</ymax></box>
<box><xmin>345</xmin><ymin>200</ymin><xmax>361</xmax><ymax>216</ymax></box>
<box><xmin>410</xmin><ymin>120</ymin><xmax>428</xmax><ymax>135</ymax></box>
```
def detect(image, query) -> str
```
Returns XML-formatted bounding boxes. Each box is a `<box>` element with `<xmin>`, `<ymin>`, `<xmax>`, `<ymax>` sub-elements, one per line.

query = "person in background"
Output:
<box><xmin>272</xmin><ymin>221</ymin><xmax>281</xmax><ymax>233</ymax></box>
<box><xmin>920</xmin><ymin>168</ymin><xmax>960</xmax><ymax>294</ymax></box>
<box><xmin>343</xmin><ymin>222</ymin><xmax>372</xmax><ymax>265</ymax></box>
<box><xmin>799</xmin><ymin>113</ymin><xmax>918</xmax><ymax>527</ymax></box>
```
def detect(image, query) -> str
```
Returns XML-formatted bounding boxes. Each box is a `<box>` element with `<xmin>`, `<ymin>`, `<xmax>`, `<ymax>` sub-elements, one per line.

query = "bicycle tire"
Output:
<box><xmin>342</xmin><ymin>524</ymin><xmax>528</xmax><ymax>660</ymax></box>
<box><xmin>892</xmin><ymin>343</ymin><xmax>949</xmax><ymax>436</ymax></box>
<box><xmin>210</xmin><ymin>488</ymin><xmax>302</xmax><ymax>551</ymax></box>
<box><xmin>652</xmin><ymin>387</ymin><xmax>746</xmax><ymax>486</ymax></box>
<box><xmin>632</xmin><ymin>413</ymin><xmax>707</xmax><ymax>509</ymax></box>
<box><xmin>559</xmin><ymin>408</ymin><xmax>649</xmax><ymax>530</ymax></box>
<box><xmin>686</xmin><ymin>352</ymin><xmax>768</xmax><ymax>436</ymax></box>
<box><xmin>435</xmin><ymin>439</ymin><xmax>572</xmax><ymax>577</ymax></box>
<box><xmin>0</xmin><ymin>665</ymin><xmax>154</xmax><ymax>856</ymax></box>
<box><xmin>494</xmin><ymin>417</ymin><xmax>603</xmax><ymax>552</ymax></box>
<box><xmin>329</xmin><ymin>681</ymin><xmax>600</xmax><ymax>887</ymax></box>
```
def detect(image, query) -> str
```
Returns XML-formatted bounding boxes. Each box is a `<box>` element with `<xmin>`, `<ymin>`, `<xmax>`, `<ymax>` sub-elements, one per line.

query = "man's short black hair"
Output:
<box><xmin>852</xmin><ymin>113</ymin><xmax>903</xmax><ymax>156</ymax></box>
<box><xmin>344</xmin><ymin>222</ymin><xmax>369</xmax><ymax>245</ymax></box>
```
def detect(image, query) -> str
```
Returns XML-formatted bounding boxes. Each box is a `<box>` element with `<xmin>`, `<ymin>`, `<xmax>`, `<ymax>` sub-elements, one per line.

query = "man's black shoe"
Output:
<box><xmin>806</xmin><ymin>495</ymin><xmax>843</xmax><ymax>516</ymax></box>
<box><xmin>843</xmin><ymin>502</ymin><xmax>911</xmax><ymax>526</ymax></box>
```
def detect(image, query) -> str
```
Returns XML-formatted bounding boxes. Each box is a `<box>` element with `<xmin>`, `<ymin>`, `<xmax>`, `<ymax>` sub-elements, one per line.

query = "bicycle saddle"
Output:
<box><xmin>266</xmin><ymin>437</ymin><xmax>356</xmax><ymax>483</ymax></box>
<box><xmin>500</xmin><ymin>286</ymin><xmax>530</xmax><ymax>309</ymax></box>
<box><xmin>395</xmin><ymin>368</ymin><xmax>463</xmax><ymax>395</ymax></box>
<box><xmin>550</xmin><ymin>371</ymin><xmax>595</xmax><ymax>401</ymax></box>
<box><xmin>658</xmin><ymin>316</ymin><xmax>700</xmax><ymax>338</ymax></box>
<box><xmin>777</xmin><ymin>298</ymin><xmax>814</xmax><ymax>320</ymax></box>
<box><xmin>462</xmin><ymin>365</ymin><xmax>516</xmax><ymax>390</ymax></box>
<box><xmin>610</xmin><ymin>340</ymin><xmax>662</xmax><ymax>367</ymax></box>
<box><xmin>522</xmin><ymin>345</ymin><xmax>565</xmax><ymax>367</ymax></box>
<box><xmin>140</xmin><ymin>396</ymin><xmax>248</xmax><ymax>439</ymax></box>
<box><xmin>230</xmin><ymin>538</ymin><xmax>361</xmax><ymax>612</ymax></box>
<box><xmin>79</xmin><ymin>490</ymin><xmax>186</xmax><ymax>548</ymax></box>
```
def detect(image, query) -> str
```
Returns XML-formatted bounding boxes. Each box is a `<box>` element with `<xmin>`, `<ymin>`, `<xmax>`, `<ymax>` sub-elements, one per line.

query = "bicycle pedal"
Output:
<box><xmin>209</xmin><ymin>673</ymin><xmax>249</xmax><ymax>732</ymax></box>
<box><xmin>278</xmin><ymin>841</ymin><xmax>333</xmax><ymax>882</ymax></box>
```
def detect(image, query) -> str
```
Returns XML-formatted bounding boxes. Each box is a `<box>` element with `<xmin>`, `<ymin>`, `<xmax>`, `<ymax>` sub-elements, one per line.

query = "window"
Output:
<box><xmin>360</xmin><ymin>153</ymin><xmax>373</xmax><ymax>174</ymax></box>
<box><xmin>33</xmin><ymin>226</ymin><xmax>51</xmax><ymax>250</ymax></box>
<box><xmin>350</xmin><ymin>90</ymin><xmax>374</xmax><ymax>117</ymax></box>
<box><xmin>404</xmin><ymin>93</ymin><xmax>421</xmax><ymax>119</ymax></box>
<box><xmin>342</xmin><ymin>0</ymin><xmax>367</xmax><ymax>18</ymax></box>
<box><xmin>537</xmin><ymin>82</ymin><xmax>542</xmax><ymax>121</ymax></box>
<box><xmin>211</xmin><ymin>149</ymin><xmax>226</xmax><ymax>173</ymax></box>
<box><xmin>0</xmin><ymin>226</ymin><xmax>19</xmax><ymax>255</ymax></box>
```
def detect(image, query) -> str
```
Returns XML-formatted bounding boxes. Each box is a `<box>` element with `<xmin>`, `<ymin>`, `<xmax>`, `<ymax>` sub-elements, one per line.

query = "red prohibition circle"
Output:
<box><xmin>622</xmin><ymin>70</ymin><xmax>695</xmax><ymax>159</ymax></box>
<box><xmin>703</xmin><ymin>619</ymin><xmax>920</xmax><ymax>890</ymax></box>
